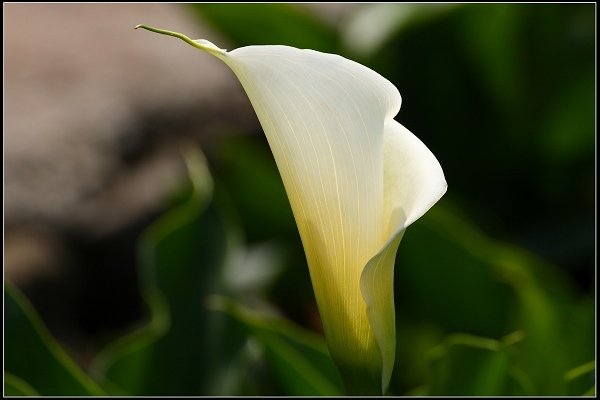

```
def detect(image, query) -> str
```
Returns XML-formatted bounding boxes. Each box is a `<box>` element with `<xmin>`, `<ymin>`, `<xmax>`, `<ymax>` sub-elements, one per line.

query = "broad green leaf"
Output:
<box><xmin>426</xmin><ymin>333</ymin><xmax>531</xmax><ymax>396</ymax></box>
<box><xmin>90</xmin><ymin>149</ymin><xmax>243</xmax><ymax>395</ymax></box>
<box><xmin>393</xmin><ymin>203</ymin><xmax>595</xmax><ymax>395</ymax></box>
<box><xmin>540</xmin><ymin>71</ymin><xmax>595</xmax><ymax>164</ymax></box>
<box><xmin>395</xmin><ymin>203</ymin><xmax>516</xmax><ymax>337</ymax></box>
<box><xmin>214</xmin><ymin>135</ymin><xmax>296</xmax><ymax>242</ymax></box>
<box><xmin>457</xmin><ymin>5</ymin><xmax>524</xmax><ymax>114</ymax></box>
<box><xmin>187</xmin><ymin>3</ymin><xmax>338</xmax><ymax>52</ymax></box>
<box><xmin>208</xmin><ymin>296</ymin><xmax>344</xmax><ymax>396</ymax></box>
<box><xmin>4</xmin><ymin>373</ymin><xmax>39</xmax><ymax>396</ymax></box>
<box><xmin>4</xmin><ymin>284</ymin><xmax>104</xmax><ymax>396</ymax></box>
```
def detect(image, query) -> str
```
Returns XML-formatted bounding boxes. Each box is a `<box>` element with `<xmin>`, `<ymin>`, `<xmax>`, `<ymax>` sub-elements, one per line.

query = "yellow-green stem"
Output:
<box><xmin>135</xmin><ymin>24</ymin><xmax>226</xmax><ymax>57</ymax></box>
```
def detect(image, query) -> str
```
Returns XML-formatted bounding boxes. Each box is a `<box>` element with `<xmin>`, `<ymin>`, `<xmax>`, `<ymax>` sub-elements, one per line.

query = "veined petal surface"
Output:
<box><xmin>222</xmin><ymin>45</ymin><xmax>446</xmax><ymax>394</ymax></box>
<box><xmin>135</xmin><ymin>25</ymin><xmax>447</xmax><ymax>394</ymax></box>
<box><xmin>222</xmin><ymin>46</ymin><xmax>404</xmax><ymax>389</ymax></box>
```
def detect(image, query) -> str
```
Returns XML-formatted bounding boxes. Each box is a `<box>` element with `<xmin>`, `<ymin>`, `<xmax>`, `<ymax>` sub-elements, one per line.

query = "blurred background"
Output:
<box><xmin>4</xmin><ymin>3</ymin><xmax>595</xmax><ymax>396</ymax></box>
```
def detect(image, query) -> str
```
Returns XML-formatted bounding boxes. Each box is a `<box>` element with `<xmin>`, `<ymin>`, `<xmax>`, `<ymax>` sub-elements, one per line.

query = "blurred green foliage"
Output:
<box><xmin>362</xmin><ymin>4</ymin><xmax>595</xmax><ymax>283</ymax></box>
<box><xmin>426</xmin><ymin>333</ymin><xmax>530</xmax><ymax>396</ymax></box>
<box><xmin>4</xmin><ymin>285</ymin><xmax>104</xmax><ymax>396</ymax></box>
<box><xmin>5</xmin><ymin>3</ymin><xmax>594</xmax><ymax>396</ymax></box>
<box><xmin>189</xmin><ymin>3</ymin><xmax>338</xmax><ymax>52</ymax></box>
<box><xmin>87</xmin><ymin>150</ymin><xmax>234</xmax><ymax>396</ymax></box>
<box><xmin>4</xmin><ymin>373</ymin><xmax>40</xmax><ymax>396</ymax></box>
<box><xmin>207</xmin><ymin>296</ymin><xmax>343</xmax><ymax>396</ymax></box>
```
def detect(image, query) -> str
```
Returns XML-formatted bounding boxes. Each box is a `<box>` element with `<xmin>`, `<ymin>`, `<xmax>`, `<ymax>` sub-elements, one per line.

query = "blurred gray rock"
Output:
<box><xmin>4</xmin><ymin>3</ymin><xmax>257</xmax><ymax>241</ymax></box>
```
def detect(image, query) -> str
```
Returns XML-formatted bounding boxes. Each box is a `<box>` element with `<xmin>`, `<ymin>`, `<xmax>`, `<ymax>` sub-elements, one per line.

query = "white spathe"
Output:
<box><xmin>138</xmin><ymin>27</ymin><xmax>447</xmax><ymax>394</ymax></box>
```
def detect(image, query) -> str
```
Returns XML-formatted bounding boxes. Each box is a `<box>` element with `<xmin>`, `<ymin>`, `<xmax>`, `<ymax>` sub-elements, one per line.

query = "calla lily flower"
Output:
<box><xmin>136</xmin><ymin>25</ymin><xmax>447</xmax><ymax>395</ymax></box>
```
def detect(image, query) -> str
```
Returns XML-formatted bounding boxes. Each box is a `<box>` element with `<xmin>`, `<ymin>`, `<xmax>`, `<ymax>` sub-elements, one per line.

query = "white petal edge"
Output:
<box><xmin>381</xmin><ymin>119</ymin><xmax>447</xmax><ymax>234</ymax></box>
<box><xmin>223</xmin><ymin>45</ymin><xmax>406</xmax><ymax>372</ymax></box>
<box><xmin>360</xmin><ymin>230</ymin><xmax>404</xmax><ymax>394</ymax></box>
<box><xmin>361</xmin><ymin>119</ymin><xmax>447</xmax><ymax>393</ymax></box>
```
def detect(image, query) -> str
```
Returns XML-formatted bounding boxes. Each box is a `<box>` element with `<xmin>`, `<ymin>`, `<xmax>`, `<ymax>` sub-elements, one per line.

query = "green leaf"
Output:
<box><xmin>456</xmin><ymin>5</ymin><xmax>525</xmax><ymax>114</ymax></box>
<box><xmin>208</xmin><ymin>296</ymin><xmax>344</xmax><ymax>396</ymax></box>
<box><xmin>4</xmin><ymin>373</ymin><xmax>40</xmax><ymax>396</ymax></box>
<box><xmin>214</xmin><ymin>135</ymin><xmax>296</xmax><ymax>242</ymax></box>
<box><xmin>393</xmin><ymin>202</ymin><xmax>594</xmax><ymax>395</ymax></box>
<box><xmin>4</xmin><ymin>284</ymin><xmax>104</xmax><ymax>396</ymax></box>
<box><xmin>90</xmin><ymin>149</ymin><xmax>243</xmax><ymax>395</ymax></box>
<box><xmin>540</xmin><ymin>71</ymin><xmax>595</xmax><ymax>164</ymax></box>
<box><xmin>187</xmin><ymin>3</ymin><xmax>338</xmax><ymax>52</ymax></box>
<box><xmin>395</xmin><ymin>203</ymin><xmax>516</xmax><ymax>338</ymax></box>
<box><xmin>564</xmin><ymin>360</ymin><xmax>595</xmax><ymax>396</ymax></box>
<box><xmin>427</xmin><ymin>333</ymin><xmax>530</xmax><ymax>396</ymax></box>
